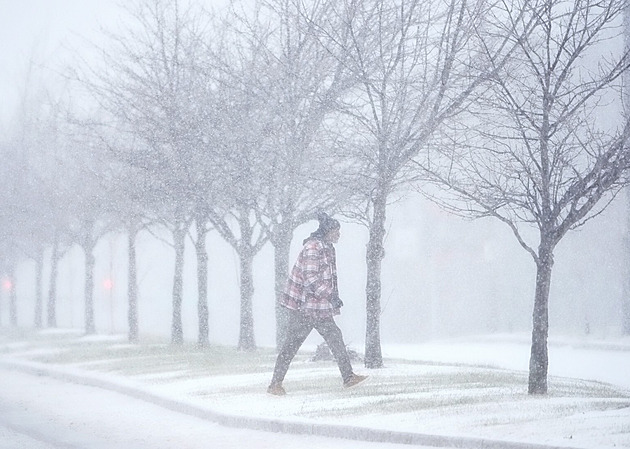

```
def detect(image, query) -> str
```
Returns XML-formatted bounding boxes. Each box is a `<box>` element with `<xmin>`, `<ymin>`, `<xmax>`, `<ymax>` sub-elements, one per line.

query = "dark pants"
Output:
<box><xmin>271</xmin><ymin>309</ymin><xmax>354</xmax><ymax>384</ymax></box>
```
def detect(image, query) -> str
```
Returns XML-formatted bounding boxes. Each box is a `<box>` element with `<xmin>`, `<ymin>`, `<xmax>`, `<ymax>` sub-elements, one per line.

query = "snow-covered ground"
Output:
<box><xmin>1</xmin><ymin>330</ymin><xmax>629</xmax><ymax>449</ymax></box>
<box><xmin>382</xmin><ymin>333</ymin><xmax>630</xmax><ymax>390</ymax></box>
<box><xmin>1</xmin><ymin>367</ymin><xmax>412</xmax><ymax>449</ymax></box>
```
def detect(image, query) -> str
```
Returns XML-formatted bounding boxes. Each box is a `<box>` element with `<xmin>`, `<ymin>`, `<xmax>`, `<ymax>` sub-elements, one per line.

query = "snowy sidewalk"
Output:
<box><xmin>1</xmin><ymin>330</ymin><xmax>629</xmax><ymax>449</ymax></box>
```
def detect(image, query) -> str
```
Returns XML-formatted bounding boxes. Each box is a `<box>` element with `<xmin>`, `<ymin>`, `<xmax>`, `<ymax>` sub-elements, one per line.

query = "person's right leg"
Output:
<box><xmin>269</xmin><ymin>310</ymin><xmax>312</xmax><ymax>388</ymax></box>
<box><xmin>314</xmin><ymin>318</ymin><xmax>354</xmax><ymax>383</ymax></box>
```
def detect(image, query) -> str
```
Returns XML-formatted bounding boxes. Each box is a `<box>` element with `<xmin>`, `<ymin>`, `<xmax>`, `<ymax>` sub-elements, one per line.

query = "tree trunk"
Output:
<box><xmin>238</xmin><ymin>246</ymin><xmax>256</xmax><ymax>351</ymax></box>
<box><xmin>624</xmin><ymin>10</ymin><xmax>630</xmax><ymax>335</ymax></box>
<box><xmin>34</xmin><ymin>248</ymin><xmax>44</xmax><ymax>328</ymax></box>
<box><xmin>622</xmin><ymin>193</ymin><xmax>630</xmax><ymax>334</ymax></box>
<box><xmin>528</xmin><ymin>240</ymin><xmax>554</xmax><ymax>394</ymax></box>
<box><xmin>365</xmin><ymin>188</ymin><xmax>387</xmax><ymax>369</ymax></box>
<box><xmin>171</xmin><ymin>226</ymin><xmax>186</xmax><ymax>345</ymax></box>
<box><xmin>623</xmin><ymin>189</ymin><xmax>630</xmax><ymax>335</ymax></box>
<box><xmin>195</xmin><ymin>220</ymin><xmax>209</xmax><ymax>347</ymax></box>
<box><xmin>273</xmin><ymin>222</ymin><xmax>292</xmax><ymax>350</ymax></box>
<box><xmin>47</xmin><ymin>235</ymin><xmax>59</xmax><ymax>328</ymax></box>
<box><xmin>84</xmin><ymin>247</ymin><xmax>96</xmax><ymax>335</ymax></box>
<box><xmin>127</xmin><ymin>227</ymin><xmax>139</xmax><ymax>343</ymax></box>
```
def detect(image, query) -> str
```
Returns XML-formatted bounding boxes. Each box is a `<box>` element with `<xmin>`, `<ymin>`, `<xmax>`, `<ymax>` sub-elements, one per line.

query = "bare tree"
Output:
<box><xmin>321</xmin><ymin>0</ymin><xmax>532</xmax><ymax>368</ymax></box>
<box><xmin>0</xmin><ymin>73</ymin><xmax>74</xmax><ymax>330</ymax></box>
<box><xmin>622</xmin><ymin>2</ymin><xmax>630</xmax><ymax>336</ymax></box>
<box><xmin>195</xmin><ymin>75</ymin><xmax>271</xmax><ymax>351</ymax></box>
<box><xmin>418</xmin><ymin>0</ymin><xmax>630</xmax><ymax>394</ymax></box>
<box><xmin>61</xmin><ymin>123</ymin><xmax>118</xmax><ymax>334</ymax></box>
<box><xmin>100</xmin><ymin>128</ymin><xmax>169</xmax><ymax>344</ymax></box>
<box><xmin>41</xmin><ymin>130</ymin><xmax>82</xmax><ymax>330</ymax></box>
<box><xmin>2</xmin><ymin>126</ymin><xmax>46</xmax><ymax>329</ymax></box>
<box><xmin>80</xmin><ymin>0</ymin><xmax>216</xmax><ymax>344</ymax></box>
<box><xmin>0</xmin><ymin>135</ymin><xmax>23</xmax><ymax>327</ymax></box>
<box><xmin>623</xmin><ymin>191</ymin><xmax>630</xmax><ymax>334</ymax></box>
<box><xmin>223</xmin><ymin>0</ymin><xmax>360</xmax><ymax>348</ymax></box>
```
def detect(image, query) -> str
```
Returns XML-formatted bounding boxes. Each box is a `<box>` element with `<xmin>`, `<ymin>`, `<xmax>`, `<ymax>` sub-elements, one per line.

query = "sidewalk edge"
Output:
<box><xmin>0</xmin><ymin>358</ymin><xmax>586</xmax><ymax>449</ymax></box>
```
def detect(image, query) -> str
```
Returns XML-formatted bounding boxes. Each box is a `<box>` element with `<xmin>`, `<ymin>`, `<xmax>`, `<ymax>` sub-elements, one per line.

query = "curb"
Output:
<box><xmin>0</xmin><ymin>358</ymin><xmax>586</xmax><ymax>449</ymax></box>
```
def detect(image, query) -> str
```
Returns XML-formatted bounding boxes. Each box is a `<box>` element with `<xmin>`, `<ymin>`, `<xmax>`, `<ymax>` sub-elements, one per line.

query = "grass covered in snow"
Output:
<box><xmin>1</xmin><ymin>328</ymin><xmax>629</xmax><ymax>448</ymax></box>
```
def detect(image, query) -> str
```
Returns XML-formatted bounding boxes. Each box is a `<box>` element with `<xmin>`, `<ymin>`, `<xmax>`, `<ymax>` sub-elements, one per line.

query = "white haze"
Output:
<box><xmin>0</xmin><ymin>0</ymin><xmax>628</xmax><ymax>349</ymax></box>
<box><xmin>3</xmin><ymin>194</ymin><xmax>628</xmax><ymax>348</ymax></box>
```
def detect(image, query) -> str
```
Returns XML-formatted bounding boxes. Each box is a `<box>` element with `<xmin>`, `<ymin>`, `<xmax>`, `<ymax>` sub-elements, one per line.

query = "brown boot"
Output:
<box><xmin>267</xmin><ymin>382</ymin><xmax>286</xmax><ymax>396</ymax></box>
<box><xmin>343</xmin><ymin>373</ymin><xmax>368</xmax><ymax>388</ymax></box>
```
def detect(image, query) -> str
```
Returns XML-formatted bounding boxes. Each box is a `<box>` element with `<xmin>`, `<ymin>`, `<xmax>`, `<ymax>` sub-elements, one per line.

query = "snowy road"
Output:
<box><xmin>0</xmin><ymin>367</ymin><xmax>431</xmax><ymax>449</ymax></box>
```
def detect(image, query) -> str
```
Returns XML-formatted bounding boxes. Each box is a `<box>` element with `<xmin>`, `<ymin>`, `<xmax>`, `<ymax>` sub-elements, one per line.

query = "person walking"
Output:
<box><xmin>268</xmin><ymin>213</ymin><xmax>368</xmax><ymax>396</ymax></box>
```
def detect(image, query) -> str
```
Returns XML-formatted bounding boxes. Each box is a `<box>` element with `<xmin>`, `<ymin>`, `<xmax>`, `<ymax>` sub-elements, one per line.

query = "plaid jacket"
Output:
<box><xmin>281</xmin><ymin>237</ymin><xmax>340</xmax><ymax>318</ymax></box>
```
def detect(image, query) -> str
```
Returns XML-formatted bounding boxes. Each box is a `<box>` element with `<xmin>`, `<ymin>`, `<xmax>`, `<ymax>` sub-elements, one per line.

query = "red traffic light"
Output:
<box><xmin>2</xmin><ymin>279</ymin><xmax>12</xmax><ymax>291</ymax></box>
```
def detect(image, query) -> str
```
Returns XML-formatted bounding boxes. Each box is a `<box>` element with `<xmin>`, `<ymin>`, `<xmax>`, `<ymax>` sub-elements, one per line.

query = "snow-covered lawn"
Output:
<box><xmin>1</xmin><ymin>329</ymin><xmax>629</xmax><ymax>449</ymax></box>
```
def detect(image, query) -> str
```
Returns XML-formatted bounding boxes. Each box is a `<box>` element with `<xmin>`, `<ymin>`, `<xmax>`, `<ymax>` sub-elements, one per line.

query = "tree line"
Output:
<box><xmin>2</xmin><ymin>0</ymin><xmax>630</xmax><ymax>395</ymax></box>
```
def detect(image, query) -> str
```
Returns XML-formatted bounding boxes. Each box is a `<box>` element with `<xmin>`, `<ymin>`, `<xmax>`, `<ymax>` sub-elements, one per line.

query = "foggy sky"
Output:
<box><xmin>0</xmin><ymin>0</ymin><xmax>232</xmax><ymax>126</ymax></box>
<box><xmin>1</xmin><ymin>0</ymin><xmax>628</xmax><ymax>346</ymax></box>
